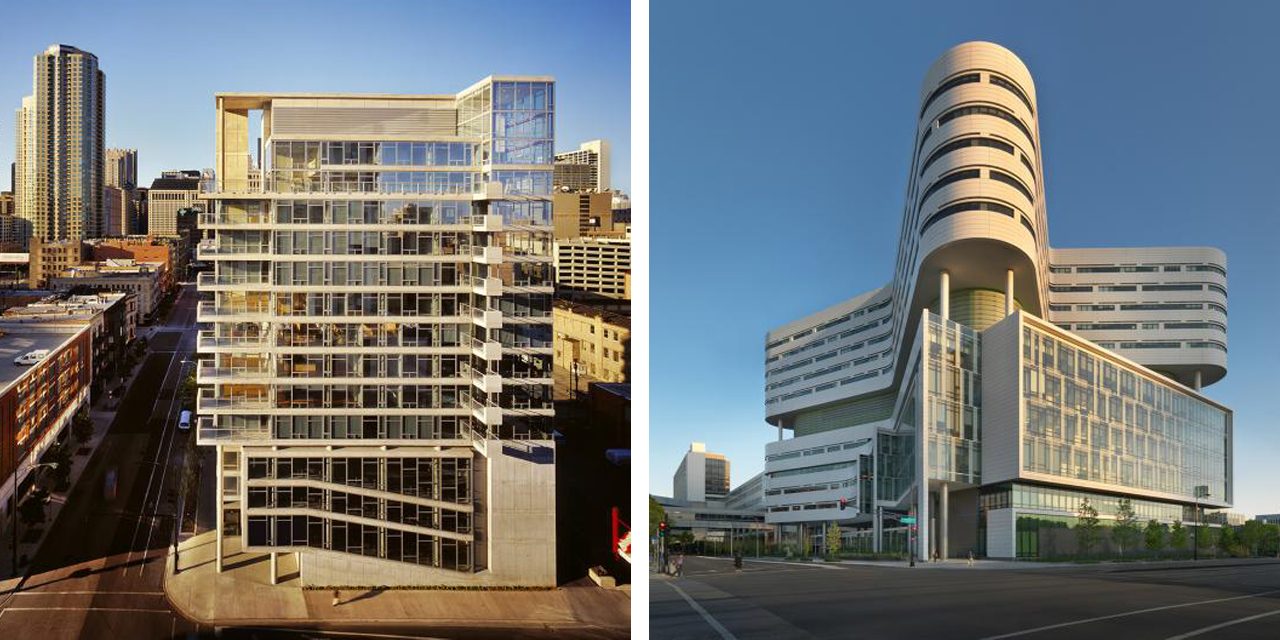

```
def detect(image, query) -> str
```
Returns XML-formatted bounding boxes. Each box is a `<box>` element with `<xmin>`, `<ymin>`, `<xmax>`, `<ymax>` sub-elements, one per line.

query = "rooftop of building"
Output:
<box><xmin>150</xmin><ymin>177</ymin><xmax>200</xmax><ymax>191</ymax></box>
<box><xmin>592</xmin><ymin>382</ymin><xmax>631</xmax><ymax>401</ymax></box>
<box><xmin>0</xmin><ymin>327</ymin><xmax>85</xmax><ymax>393</ymax></box>
<box><xmin>553</xmin><ymin>299</ymin><xmax>630</xmax><ymax>329</ymax></box>
<box><xmin>1</xmin><ymin>291</ymin><xmax>127</xmax><ymax>322</ymax></box>
<box><xmin>214</xmin><ymin>76</ymin><xmax>556</xmax><ymax>110</ymax></box>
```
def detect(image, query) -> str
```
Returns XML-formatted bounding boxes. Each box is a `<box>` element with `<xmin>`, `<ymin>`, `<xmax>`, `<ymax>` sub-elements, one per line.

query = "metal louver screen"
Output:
<box><xmin>272</xmin><ymin>107</ymin><xmax>458</xmax><ymax>137</ymax></box>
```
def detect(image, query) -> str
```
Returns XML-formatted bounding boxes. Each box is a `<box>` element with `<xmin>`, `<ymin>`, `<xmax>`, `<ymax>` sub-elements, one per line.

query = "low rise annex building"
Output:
<box><xmin>762</xmin><ymin>42</ymin><xmax>1232</xmax><ymax>560</ymax></box>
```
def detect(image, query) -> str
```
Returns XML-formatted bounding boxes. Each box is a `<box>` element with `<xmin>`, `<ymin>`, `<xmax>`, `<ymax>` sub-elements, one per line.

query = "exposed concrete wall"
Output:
<box><xmin>986</xmin><ymin>507</ymin><xmax>1015</xmax><ymax>559</ymax></box>
<box><xmin>485</xmin><ymin>439</ymin><xmax>557</xmax><ymax>586</ymax></box>
<box><xmin>947</xmin><ymin>487</ymin><xmax>980</xmax><ymax>558</ymax></box>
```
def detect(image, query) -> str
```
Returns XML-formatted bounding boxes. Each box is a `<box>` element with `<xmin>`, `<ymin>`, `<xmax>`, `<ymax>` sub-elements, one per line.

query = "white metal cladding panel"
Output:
<box><xmin>920</xmin><ymin>83</ymin><xmax>1035</xmax><ymax>130</ymax></box>
<box><xmin>271</xmin><ymin>107</ymin><xmax>458</xmax><ymax>138</ymax></box>
<box><xmin>986</xmin><ymin>507</ymin><xmax>1016</xmax><ymax>559</ymax></box>
<box><xmin>979</xmin><ymin>312</ymin><xmax>1021</xmax><ymax>484</ymax></box>
<box><xmin>921</xmin><ymin>42</ymin><xmax>1037</xmax><ymax>105</ymax></box>
<box><xmin>919</xmin><ymin>144</ymin><xmax>1036</xmax><ymax>193</ymax></box>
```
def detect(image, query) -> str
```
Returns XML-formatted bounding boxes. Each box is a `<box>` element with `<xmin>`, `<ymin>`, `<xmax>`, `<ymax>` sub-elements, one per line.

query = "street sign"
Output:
<box><xmin>901</xmin><ymin>516</ymin><xmax>917</xmax><ymax>524</ymax></box>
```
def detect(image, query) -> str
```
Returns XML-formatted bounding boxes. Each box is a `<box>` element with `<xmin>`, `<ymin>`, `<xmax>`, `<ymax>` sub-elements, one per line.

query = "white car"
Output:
<box><xmin>13</xmin><ymin>349</ymin><xmax>50</xmax><ymax>366</ymax></box>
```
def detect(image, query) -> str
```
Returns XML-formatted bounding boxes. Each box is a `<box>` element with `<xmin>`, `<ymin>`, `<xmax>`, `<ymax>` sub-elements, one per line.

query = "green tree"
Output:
<box><xmin>72</xmin><ymin>409</ymin><xmax>94</xmax><ymax>443</ymax></box>
<box><xmin>1144</xmin><ymin>520</ymin><xmax>1167</xmax><ymax>556</ymax></box>
<box><xmin>18</xmin><ymin>489</ymin><xmax>49</xmax><ymax>526</ymax></box>
<box><xmin>1261</xmin><ymin>523</ymin><xmax>1280</xmax><ymax>558</ymax></box>
<box><xmin>649</xmin><ymin>496</ymin><xmax>666</xmax><ymax>537</ymax></box>
<box><xmin>1240</xmin><ymin>520</ymin><xmax>1266</xmax><ymax>557</ymax></box>
<box><xmin>1169</xmin><ymin>521</ymin><xmax>1189</xmax><ymax>553</ymax></box>
<box><xmin>1076</xmin><ymin>498</ymin><xmax>1101</xmax><ymax>557</ymax></box>
<box><xmin>825</xmin><ymin>522</ymin><xmax>842</xmax><ymax>559</ymax></box>
<box><xmin>1219</xmin><ymin>524</ymin><xmax>1241</xmax><ymax>556</ymax></box>
<box><xmin>1196</xmin><ymin>524</ymin><xmax>1216</xmax><ymax>556</ymax></box>
<box><xmin>1112</xmin><ymin>498</ymin><xmax>1140</xmax><ymax>557</ymax></box>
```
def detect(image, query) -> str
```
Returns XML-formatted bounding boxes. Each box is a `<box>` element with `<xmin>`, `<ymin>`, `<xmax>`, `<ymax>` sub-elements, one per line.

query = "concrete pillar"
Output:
<box><xmin>778</xmin><ymin>424</ymin><xmax>783</xmax><ymax>442</ymax></box>
<box><xmin>940</xmin><ymin>271</ymin><xmax>950</xmax><ymax>320</ymax></box>
<box><xmin>1194</xmin><ymin>370</ymin><xmax>1202</xmax><ymax>392</ymax></box>
<box><xmin>939</xmin><ymin>483</ymin><xmax>949</xmax><ymax>561</ymax></box>
<box><xmin>873</xmin><ymin>506</ymin><xmax>883</xmax><ymax>553</ymax></box>
<box><xmin>1005</xmin><ymin>269</ymin><xmax>1015</xmax><ymax>316</ymax></box>
<box><xmin>215</xmin><ymin>445</ymin><xmax>224</xmax><ymax>573</ymax></box>
<box><xmin>270</xmin><ymin>552</ymin><xmax>278</xmax><ymax>585</ymax></box>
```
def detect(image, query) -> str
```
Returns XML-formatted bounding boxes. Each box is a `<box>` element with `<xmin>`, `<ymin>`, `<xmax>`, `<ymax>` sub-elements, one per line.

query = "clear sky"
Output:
<box><xmin>651</xmin><ymin>0</ymin><xmax>1280</xmax><ymax>517</ymax></box>
<box><xmin>0</xmin><ymin>0</ymin><xmax>629</xmax><ymax>191</ymax></box>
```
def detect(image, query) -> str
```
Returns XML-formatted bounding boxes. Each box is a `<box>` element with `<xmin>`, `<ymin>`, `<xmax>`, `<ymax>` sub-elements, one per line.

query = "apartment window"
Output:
<box><xmin>920</xmin><ymin>200</ymin><xmax>1016</xmax><ymax>234</ymax></box>
<box><xmin>936</xmin><ymin>104</ymin><xmax>1035</xmax><ymax>147</ymax></box>
<box><xmin>919</xmin><ymin>73</ymin><xmax>981</xmax><ymax>118</ymax></box>
<box><xmin>988</xmin><ymin>74</ymin><xmax>1035</xmax><ymax>114</ymax></box>
<box><xmin>918</xmin><ymin>136</ymin><xmax>1014</xmax><ymax>177</ymax></box>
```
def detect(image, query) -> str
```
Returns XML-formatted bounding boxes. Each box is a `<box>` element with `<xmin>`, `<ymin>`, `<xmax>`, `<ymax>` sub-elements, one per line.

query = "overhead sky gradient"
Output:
<box><xmin>651</xmin><ymin>0</ymin><xmax>1280</xmax><ymax>517</ymax></box>
<box><xmin>0</xmin><ymin>0</ymin><xmax>629</xmax><ymax>192</ymax></box>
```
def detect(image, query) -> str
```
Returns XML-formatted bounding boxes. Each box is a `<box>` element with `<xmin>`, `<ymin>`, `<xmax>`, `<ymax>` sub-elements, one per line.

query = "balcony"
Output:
<box><xmin>471</xmin><ymin>276</ymin><xmax>502</xmax><ymax>297</ymax></box>
<box><xmin>471</xmin><ymin>338</ymin><xmax>502</xmax><ymax>361</ymax></box>
<box><xmin>471</xmin><ymin>245</ymin><xmax>503</xmax><ymax>264</ymax></box>
<box><xmin>197</xmin><ymin>272</ymin><xmax>270</xmax><ymax>288</ymax></box>
<box><xmin>465</xmin><ymin>304</ymin><xmax>503</xmax><ymax>330</ymax></box>
<box><xmin>472</xmin><ymin>214</ymin><xmax>503</xmax><ymax>232</ymax></box>
<box><xmin>200</xmin><ymin>210</ymin><xmax>270</xmax><ymax>226</ymax></box>
<box><xmin>197</xmin><ymin>362</ymin><xmax>272</xmax><ymax>383</ymax></box>
<box><xmin>197</xmin><ymin>415</ymin><xmax>272</xmax><ymax>444</ymax></box>
<box><xmin>197</xmin><ymin>301</ymin><xmax>271</xmax><ymax>322</ymax></box>
<box><xmin>197</xmin><ymin>389</ymin><xmax>273</xmax><ymax>412</ymax></box>
<box><xmin>463</xmin><ymin>392</ymin><xmax>503</xmax><ymax>427</ymax></box>
<box><xmin>197</xmin><ymin>331</ymin><xmax>270</xmax><ymax>351</ymax></box>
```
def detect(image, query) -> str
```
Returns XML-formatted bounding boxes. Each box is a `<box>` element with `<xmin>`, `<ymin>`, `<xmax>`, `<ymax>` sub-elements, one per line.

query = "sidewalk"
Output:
<box><xmin>0</xmin><ymin>355</ymin><xmax>146</xmax><ymax>591</ymax></box>
<box><xmin>164</xmin><ymin>532</ymin><xmax>631</xmax><ymax>635</ymax></box>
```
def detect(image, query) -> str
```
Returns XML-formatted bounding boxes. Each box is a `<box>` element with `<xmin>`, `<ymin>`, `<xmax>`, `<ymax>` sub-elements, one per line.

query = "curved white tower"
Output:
<box><xmin>762</xmin><ymin>42</ymin><xmax>1232</xmax><ymax>562</ymax></box>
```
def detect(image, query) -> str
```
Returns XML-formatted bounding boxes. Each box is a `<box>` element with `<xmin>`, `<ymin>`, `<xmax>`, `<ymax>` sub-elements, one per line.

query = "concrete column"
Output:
<box><xmin>1194</xmin><ymin>370</ymin><xmax>1202</xmax><ymax>392</ymax></box>
<box><xmin>1006</xmin><ymin>269</ymin><xmax>1015</xmax><ymax>316</ymax></box>
<box><xmin>873</xmin><ymin>506</ymin><xmax>883</xmax><ymax>553</ymax></box>
<box><xmin>270</xmin><ymin>552</ymin><xmax>278</xmax><ymax>585</ymax></box>
<box><xmin>940</xmin><ymin>271</ymin><xmax>950</xmax><ymax>320</ymax></box>
<box><xmin>778</xmin><ymin>424</ymin><xmax>783</xmax><ymax>442</ymax></box>
<box><xmin>215</xmin><ymin>445</ymin><xmax>224</xmax><ymax>573</ymax></box>
<box><xmin>939</xmin><ymin>483</ymin><xmax>949</xmax><ymax>561</ymax></box>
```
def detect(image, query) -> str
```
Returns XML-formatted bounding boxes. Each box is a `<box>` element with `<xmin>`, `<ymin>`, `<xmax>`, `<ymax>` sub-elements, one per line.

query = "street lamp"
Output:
<box><xmin>10</xmin><ymin>461</ymin><xmax>59</xmax><ymax>579</ymax></box>
<box><xmin>1193</xmin><ymin>485</ymin><xmax>1209</xmax><ymax>561</ymax></box>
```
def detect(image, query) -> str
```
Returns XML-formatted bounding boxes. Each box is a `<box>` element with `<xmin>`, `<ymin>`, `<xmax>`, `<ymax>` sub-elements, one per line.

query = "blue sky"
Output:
<box><xmin>0</xmin><ymin>0</ymin><xmax>629</xmax><ymax>191</ymax></box>
<box><xmin>651</xmin><ymin>1</ymin><xmax>1280</xmax><ymax>517</ymax></box>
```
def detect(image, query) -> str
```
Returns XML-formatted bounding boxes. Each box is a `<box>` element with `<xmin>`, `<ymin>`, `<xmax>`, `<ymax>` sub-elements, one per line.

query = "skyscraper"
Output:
<box><xmin>554</xmin><ymin>139</ymin><xmax>610</xmax><ymax>192</ymax></box>
<box><xmin>674</xmin><ymin>442</ymin><xmax>731</xmax><ymax>503</ymax></box>
<box><xmin>198</xmin><ymin>78</ymin><xmax>558</xmax><ymax>587</ymax></box>
<box><xmin>105</xmin><ymin>148</ymin><xmax>137</xmax><ymax>190</ymax></box>
<box><xmin>762</xmin><ymin>42</ymin><xmax>1231</xmax><ymax>560</ymax></box>
<box><xmin>14</xmin><ymin>44</ymin><xmax>106</xmax><ymax>242</ymax></box>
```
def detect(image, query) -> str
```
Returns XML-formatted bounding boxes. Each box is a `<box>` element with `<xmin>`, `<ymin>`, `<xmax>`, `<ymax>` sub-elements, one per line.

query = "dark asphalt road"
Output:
<box><xmin>0</xmin><ymin>284</ymin><xmax>202</xmax><ymax>639</ymax></box>
<box><xmin>651</xmin><ymin>555</ymin><xmax>1280</xmax><ymax>639</ymax></box>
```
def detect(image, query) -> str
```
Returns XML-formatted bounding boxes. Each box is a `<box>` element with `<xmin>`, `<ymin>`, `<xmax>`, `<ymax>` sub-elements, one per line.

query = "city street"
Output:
<box><xmin>0</xmin><ymin>284</ymin><xmax>202</xmax><ymax>638</ymax></box>
<box><xmin>651</xmin><ymin>556</ymin><xmax>1280</xmax><ymax>639</ymax></box>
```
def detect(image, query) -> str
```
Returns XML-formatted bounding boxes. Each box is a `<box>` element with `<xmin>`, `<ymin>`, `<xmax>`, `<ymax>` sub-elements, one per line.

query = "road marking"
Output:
<box><xmin>0</xmin><ymin>606</ymin><xmax>172</xmax><ymax>613</ymax></box>
<box><xmin>981</xmin><ymin>588</ymin><xmax>1280</xmax><ymax>639</ymax></box>
<box><xmin>665</xmin><ymin>581</ymin><xmax>738</xmax><ymax>640</ymax></box>
<box><xmin>1164</xmin><ymin>608</ymin><xmax>1280</xmax><ymax>639</ymax></box>
<box><xmin>9</xmin><ymin>590</ymin><xmax>164</xmax><ymax>596</ymax></box>
<box><xmin>740</xmin><ymin>558</ymin><xmax>843</xmax><ymax>570</ymax></box>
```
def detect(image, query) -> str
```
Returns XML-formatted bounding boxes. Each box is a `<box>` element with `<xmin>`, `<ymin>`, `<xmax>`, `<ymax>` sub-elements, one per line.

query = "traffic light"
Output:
<box><xmin>658</xmin><ymin>520</ymin><xmax>668</xmax><ymax>538</ymax></box>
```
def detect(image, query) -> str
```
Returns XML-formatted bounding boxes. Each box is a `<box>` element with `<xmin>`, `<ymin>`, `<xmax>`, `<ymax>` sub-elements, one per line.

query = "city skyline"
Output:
<box><xmin>650</xmin><ymin>1</ymin><xmax>1280</xmax><ymax>521</ymax></box>
<box><xmin>0</xmin><ymin>0</ymin><xmax>631</xmax><ymax>193</ymax></box>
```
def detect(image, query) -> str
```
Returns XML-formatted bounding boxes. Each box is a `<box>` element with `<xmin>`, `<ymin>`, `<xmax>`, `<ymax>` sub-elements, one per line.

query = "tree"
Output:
<box><xmin>1169</xmin><ymin>521</ymin><xmax>1189</xmax><ymax>553</ymax></box>
<box><xmin>1219</xmin><ymin>524</ymin><xmax>1241</xmax><ymax>556</ymax></box>
<box><xmin>1076</xmin><ymin>498</ymin><xmax>1101</xmax><ymax>557</ymax></box>
<box><xmin>1196</xmin><ymin>524</ymin><xmax>1216</xmax><ymax>556</ymax></box>
<box><xmin>649</xmin><ymin>496</ymin><xmax>666</xmax><ymax>537</ymax></box>
<box><xmin>1112</xmin><ymin>498</ymin><xmax>1140</xmax><ymax>557</ymax></box>
<box><xmin>825</xmin><ymin>522</ymin><xmax>842</xmax><ymax>559</ymax></box>
<box><xmin>1240</xmin><ymin>520</ymin><xmax>1266</xmax><ymax>557</ymax></box>
<box><xmin>1261</xmin><ymin>523</ymin><xmax>1280</xmax><ymax>558</ymax></box>
<box><xmin>18</xmin><ymin>489</ymin><xmax>49</xmax><ymax>526</ymax></box>
<box><xmin>1144</xmin><ymin>520</ymin><xmax>1167</xmax><ymax>556</ymax></box>
<box><xmin>72</xmin><ymin>409</ymin><xmax>94</xmax><ymax>443</ymax></box>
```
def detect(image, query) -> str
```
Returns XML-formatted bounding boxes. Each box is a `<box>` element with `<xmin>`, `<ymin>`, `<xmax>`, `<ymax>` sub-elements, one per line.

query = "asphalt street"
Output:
<box><xmin>651</xmin><ymin>555</ymin><xmax>1280</xmax><ymax>639</ymax></box>
<box><xmin>0</xmin><ymin>284</ymin><xmax>203</xmax><ymax>639</ymax></box>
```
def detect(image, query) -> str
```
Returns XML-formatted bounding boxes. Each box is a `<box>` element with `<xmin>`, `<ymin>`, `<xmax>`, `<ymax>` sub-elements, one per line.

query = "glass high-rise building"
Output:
<box><xmin>14</xmin><ymin>44</ymin><xmax>105</xmax><ymax>242</ymax></box>
<box><xmin>762</xmin><ymin>42</ymin><xmax>1232</xmax><ymax>560</ymax></box>
<box><xmin>197</xmin><ymin>77</ymin><xmax>557</xmax><ymax>587</ymax></box>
